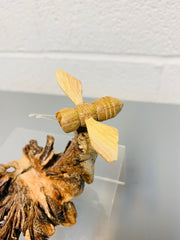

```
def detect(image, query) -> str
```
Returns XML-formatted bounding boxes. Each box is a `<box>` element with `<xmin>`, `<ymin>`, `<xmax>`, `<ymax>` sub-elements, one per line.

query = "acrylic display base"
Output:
<box><xmin>0</xmin><ymin>128</ymin><xmax>126</xmax><ymax>240</ymax></box>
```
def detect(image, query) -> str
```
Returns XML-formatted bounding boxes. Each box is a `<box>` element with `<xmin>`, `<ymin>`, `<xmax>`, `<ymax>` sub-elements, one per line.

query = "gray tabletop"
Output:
<box><xmin>0</xmin><ymin>91</ymin><xmax>180</xmax><ymax>240</ymax></box>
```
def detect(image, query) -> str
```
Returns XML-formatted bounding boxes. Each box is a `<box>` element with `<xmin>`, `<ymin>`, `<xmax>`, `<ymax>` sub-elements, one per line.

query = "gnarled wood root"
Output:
<box><xmin>0</xmin><ymin>131</ymin><xmax>97</xmax><ymax>240</ymax></box>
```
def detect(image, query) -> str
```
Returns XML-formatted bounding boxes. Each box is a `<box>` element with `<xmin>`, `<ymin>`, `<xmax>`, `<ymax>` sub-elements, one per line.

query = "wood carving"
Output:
<box><xmin>0</xmin><ymin>69</ymin><xmax>124</xmax><ymax>239</ymax></box>
<box><xmin>0</xmin><ymin>130</ymin><xmax>97</xmax><ymax>240</ymax></box>
<box><xmin>56</xmin><ymin>69</ymin><xmax>124</xmax><ymax>162</ymax></box>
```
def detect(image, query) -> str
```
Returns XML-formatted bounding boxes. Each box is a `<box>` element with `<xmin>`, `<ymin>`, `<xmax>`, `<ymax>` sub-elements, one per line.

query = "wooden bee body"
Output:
<box><xmin>56</xmin><ymin>69</ymin><xmax>124</xmax><ymax>163</ymax></box>
<box><xmin>92</xmin><ymin>96</ymin><xmax>123</xmax><ymax>121</ymax></box>
<box><xmin>56</xmin><ymin>96</ymin><xmax>124</xmax><ymax>133</ymax></box>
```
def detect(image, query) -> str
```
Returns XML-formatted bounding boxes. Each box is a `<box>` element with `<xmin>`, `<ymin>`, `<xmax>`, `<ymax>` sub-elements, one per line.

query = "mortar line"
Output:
<box><xmin>0</xmin><ymin>51</ymin><xmax>180</xmax><ymax>64</ymax></box>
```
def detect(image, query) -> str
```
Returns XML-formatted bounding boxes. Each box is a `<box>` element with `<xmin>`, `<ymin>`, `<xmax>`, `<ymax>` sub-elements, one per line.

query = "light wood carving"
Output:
<box><xmin>86</xmin><ymin>118</ymin><xmax>119</xmax><ymax>162</ymax></box>
<box><xmin>0</xmin><ymin>70</ymin><xmax>124</xmax><ymax>239</ymax></box>
<box><xmin>0</xmin><ymin>131</ymin><xmax>97</xmax><ymax>240</ymax></box>
<box><xmin>56</xmin><ymin>69</ymin><xmax>124</xmax><ymax>162</ymax></box>
<box><xmin>56</xmin><ymin>70</ymin><xmax>83</xmax><ymax>105</ymax></box>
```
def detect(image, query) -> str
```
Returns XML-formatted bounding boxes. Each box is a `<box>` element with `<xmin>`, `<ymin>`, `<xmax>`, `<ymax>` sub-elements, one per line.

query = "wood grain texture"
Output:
<box><xmin>56</xmin><ymin>108</ymin><xmax>80</xmax><ymax>133</ymax></box>
<box><xmin>75</xmin><ymin>102</ymin><xmax>97</xmax><ymax>127</ymax></box>
<box><xmin>92</xmin><ymin>96</ymin><xmax>124</xmax><ymax>121</ymax></box>
<box><xmin>0</xmin><ymin>131</ymin><xmax>97</xmax><ymax>240</ymax></box>
<box><xmin>55</xmin><ymin>69</ymin><xmax>122</xmax><ymax>163</ymax></box>
<box><xmin>86</xmin><ymin>117</ymin><xmax>119</xmax><ymax>162</ymax></box>
<box><xmin>56</xmin><ymin>69</ymin><xmax>83</xmax><ymax>105</ymax></box>
<box><xmin>56</xmin><ymin>97</ymin><xmax>124</xmax><ymax>133</ymax></box>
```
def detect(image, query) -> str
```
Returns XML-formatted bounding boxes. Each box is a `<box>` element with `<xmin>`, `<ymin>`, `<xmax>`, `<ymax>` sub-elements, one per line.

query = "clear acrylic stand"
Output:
<box><xmin>0</xmin><ymin>128</ymin><xmax>126</xmax><ymax>240</ymax></box>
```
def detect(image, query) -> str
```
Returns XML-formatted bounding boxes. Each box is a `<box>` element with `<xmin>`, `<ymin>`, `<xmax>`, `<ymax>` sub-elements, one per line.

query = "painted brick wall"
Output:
<box><xmin>0</xmin><ymin>0</ymin><xmax>180</xmax><ymax>104</ymax></box>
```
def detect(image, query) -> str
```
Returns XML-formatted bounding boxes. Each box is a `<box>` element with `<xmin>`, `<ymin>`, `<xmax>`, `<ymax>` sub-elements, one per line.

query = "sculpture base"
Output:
<box><xmin>0</xmin><ymin>128</ymin><xmax>126</xmax><ymax>240</ymax></box>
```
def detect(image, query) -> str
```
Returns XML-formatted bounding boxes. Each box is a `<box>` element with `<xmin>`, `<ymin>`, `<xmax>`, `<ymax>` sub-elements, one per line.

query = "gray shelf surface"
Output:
<box><xmin>0</xmin><ymin>91</ymin><xmax>180</xmax><ymax>240</ymax></box>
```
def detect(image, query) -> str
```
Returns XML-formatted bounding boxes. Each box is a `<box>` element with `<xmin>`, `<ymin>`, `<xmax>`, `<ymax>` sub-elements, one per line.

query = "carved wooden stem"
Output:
<box><xmin>0</xmin><ymin>130</ymin><xmax>97</xmax><ymax>240</ymax></box>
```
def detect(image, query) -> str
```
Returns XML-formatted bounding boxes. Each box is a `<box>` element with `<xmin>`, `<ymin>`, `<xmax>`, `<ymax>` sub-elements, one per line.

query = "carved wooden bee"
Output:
<box><xmin>56</xmin><ymin>70</ymin><xmax>124</xmax><ymax>163</ymax></box>
<box><xmin>0</xmin><ymin>70</ymin><xmax>124</xmax><ymax>240</ymax></box>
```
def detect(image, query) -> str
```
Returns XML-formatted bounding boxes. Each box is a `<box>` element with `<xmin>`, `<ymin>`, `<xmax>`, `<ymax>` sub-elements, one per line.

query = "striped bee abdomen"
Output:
<box><xmin>92</xmin><ymin>96</ymin><xmax>123</xmax><ymax>121</ymax></box>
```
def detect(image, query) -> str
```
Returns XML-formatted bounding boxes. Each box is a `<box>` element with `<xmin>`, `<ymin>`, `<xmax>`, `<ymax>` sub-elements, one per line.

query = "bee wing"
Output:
<box><xmin>86</xmin><ymin>118</ymin><xmax>119</xmax><ymax>162</ymax></box>
<box><xmin>56</xmin><ymin>69</ymin><xmax>83</xmax><ymax>106</ymax></box>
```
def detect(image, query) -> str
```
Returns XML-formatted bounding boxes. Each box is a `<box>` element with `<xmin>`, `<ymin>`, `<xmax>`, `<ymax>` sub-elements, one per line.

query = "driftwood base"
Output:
<box><xmin>0</xmin><ymin>130</ymin><xmax>97</xmax><ymax>240</ymax></box>
<box><xmin>25</xmin><ymin>230</ymin><xmax>31</xmax><ymax>240</ymax></box>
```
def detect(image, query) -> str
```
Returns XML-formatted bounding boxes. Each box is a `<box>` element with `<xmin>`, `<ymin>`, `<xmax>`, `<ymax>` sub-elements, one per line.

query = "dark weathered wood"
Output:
<box><xmin>0</xmin><ymin>130</ymin><xmax>97</xmax><ymax>240</ymax></box>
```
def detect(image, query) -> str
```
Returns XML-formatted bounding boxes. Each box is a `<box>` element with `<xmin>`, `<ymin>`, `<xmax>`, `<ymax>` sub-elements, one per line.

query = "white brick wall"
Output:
<box><xmin>0</xmin><ymin>0</ymin><xmax>180</xmax><ymax>104</ymax></box>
